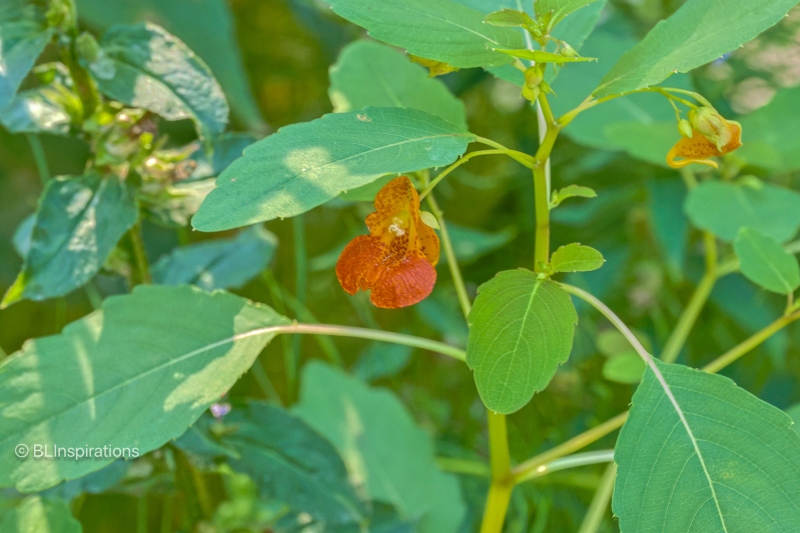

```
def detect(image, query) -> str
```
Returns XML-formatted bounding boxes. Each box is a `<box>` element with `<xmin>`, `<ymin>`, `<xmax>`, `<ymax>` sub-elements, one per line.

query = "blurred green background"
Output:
<box><xmin>1</xmin><ymin>0</ymin><xmax>800</xmax><ymax>531</ymax></box>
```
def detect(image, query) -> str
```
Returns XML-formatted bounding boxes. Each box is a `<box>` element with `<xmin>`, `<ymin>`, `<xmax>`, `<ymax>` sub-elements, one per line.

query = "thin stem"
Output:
<box><xmin>419</xmin><ymin>150</ymin><xmax>507</xmax><ymax>200</ymax></box>
<box><xmin>262</xmin><ymin>271</ymin><xmax>297</xmax><ymax>395</ymax></box>
<box><xmin>660</xmin><ymin>271</ymin><xmax>716</xmax><ymax>364</ymax></box>
<box><xmin>137</xmin><ymin>496</ymin><xmax>147</xmax><ymax>533</ymax></box>
<box><xmin>512</xmin><ymin>413</ymin><xmax>628</xmax><ymax>483</ymax></box>
<box><xmin>425</xmin><ymin>194</ymin><xmax>472</xmax><ymax>318</ymax></box>
<box><xmin>577</xmin><ymin>463</ymin><xmax>618</xmax><ymax>533</ymax></box>
<box><xmin>274</xmin><ymin>284</ymin><xmax>343</xmax><ymax>365</ymax></box>
<box><xmin>250</xmin><ymin>359</ymin><xmax>282</xmax><ymax>405</ymax></box>
<box><xmin>437</xmin><ymin>457</ymin><xmax>491</xmax><ymax>477</ymax></box>
<box><xmin>128</xmin><ymin>221</ymin><xmax>151</xmax><ymax>286</ymax></box>
<box><xmin>519</xmin><ymin>450</ymin><xmax>614</xmax><ymax>482</ymax></box>
<box><xmin>473</xmin><ymin>136</ymin><xmax>536</xmax><ymax>168</ymax></box>
<box><xmin>26</xmin><ymin>134</ymin><xmax>51</xmax><ymax>185</ymax></box>
<box><xmin>83</xmin><ymin>280</ymin><xmax>103</xmax><ymax>309</ymax></box>
<box><xmin>292</xmin><ymin>216</ymin><xmax>308</xmax><ymax>361</ymax></box>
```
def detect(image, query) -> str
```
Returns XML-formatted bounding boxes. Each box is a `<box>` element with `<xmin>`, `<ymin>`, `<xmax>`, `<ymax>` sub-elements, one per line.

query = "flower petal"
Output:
<box><xmin>370</xmin><ymin>251</ymin><xmax>437</xmax><ymax>309</ymax></box>
<box><xmin>417</xmin><ymin>220</ymin><xmax>440</xmax><ymax>266</ymax></box>
<box><xmin>335</xmin><ymin>235</ymin><xmax>385</xmax><ymax>295</ymax></box>
<box><xmin>666</xmin><ymin>122</ymin><xmax>742</xmax><ymax>168</ymax></box>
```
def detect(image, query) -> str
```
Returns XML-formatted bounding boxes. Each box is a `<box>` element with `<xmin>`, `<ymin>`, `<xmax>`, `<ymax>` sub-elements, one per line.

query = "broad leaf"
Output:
<box><xmin>0</xmin><ymin>63</ymin><xmax>81</xmax><ymax>135</ymax></box>
<box><xmin>444</xmin><ymin>223</ymin><xmax>517</xmax><ymax>264</ymax></box>
<box><xmin>294</xmin><ymin>362</ymin><xmax>466</xmax><ymax>533</ymax></box>
<box><xmin>614</xmin><ymin>360</ymin><xmax>800</xmax><ymax>532</ymax></box>
<box><xmin>323</xmin><ymin>0</ymin><xmax>524</xmax><ymax>68</ymax></box>
<box><xmin>551</xmin><ymin>243</ymin><xmax>605</xmax><ymax>273</ymax></box>
<box><xmin>84</xmin><ymin>22</ymin><xmax>229</xmax><ymax>141</ymax></box>
<box><xmin>602</xmin><ymin>352</ymin><xmax>644</xmax><ymax>384</ymax></box>
<box><xmin>684</xmin><ymin>180</ymin><xmax>800</xmax><ymax>243</ymax></box>
<box><xmin>594</xmin><ymin>0</ymin><xmax>799</xmax><ymax>97</ymax></box>
<box><xmin>737</xmin><ymin>85</ymin><xmax>800</xmax><ymax>172</ymax></box>
<box><xmin>734</xmin><ymin>227</ymin><xmax>800</xmax><ymax>295</ymax></box>
<box><xmin>484</xmin><ymin>9</ymin><xmax>535</xmax><ymax>29</ymax></box>
<box><xmin>0</xmin><ymin>495</ymin><xmax>81</xmax><ymax>533</ymax></box>
<box><xmin>76</xmin><ymin>0</ymin><xmax>263</xmax><ymax>130</ymax></box>
<box><xmin>151</xmin><ymin>225</ymin><xmax>278</xmax><ymax>290</ymax></box>
<box><xmin>0</xmin><ymin>5</ymin><xmax>53</xmax><ymax>109</ymax></box>
<box><xmin>467</xmin><ymin>270</ymin><xmax>577</xmax><ymax>414</ymax></box>
<box><xmin>352</xmin><ymin>341</ymin><xmax>413</xmax><ymax>382</ymax></box>
<box><xmin>535</xmin><ymin>0</ymin><xmax>602</xmax><ymax>24</ymax></box>
<box><xmin>193</xmin><ymin>107</ymin><xmax>475</xmax><ymax>231</ymax></box>
<box><xmin>0</xmin><ymin>285</ymin><xmax>289</xmax><ymax>491</ymax></box>
<box><xmin>1</xmin><ymin>174</ymin><xmax>138</xmax><ymax>308</ymax></box>
<box><xmin>221</xmin><ymin>402</ymin><xmax>365</xmax><ymax>527</ymax></box>
<box><xmin>329</xmin><ymin>40</ymin><xmax>467</xmax><ymax>129</ymax></box>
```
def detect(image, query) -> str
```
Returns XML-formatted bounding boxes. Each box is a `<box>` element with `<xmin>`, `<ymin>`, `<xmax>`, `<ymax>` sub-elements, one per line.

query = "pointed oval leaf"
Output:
<box><xmin>0</xmin><ymin>285</ymin><xmax>289</xmax><ymax>491</ymax></box>
<box><xmin>323</xmin><ymin>0</ymin><xmax>523</xmax><ymax>68</ymax></box>
<box><xmin>734</xmin><ymin>227</ymin><xmax>800</xmax><ymax>295</ymax></box>
<box><xmin>484</xmin><ymin>9</ymin><xmax>535</xmax><ymax>29</ymax></box>
<box><xmin>535</xmin><ymin>0</ymin><xmax>602</xmax><ymax>24</ymax></box>
<box><xmin>684</xmin><ymin>181</ymin><xmax>800</xmax><ymax>243</ymax></box>
<box><xmin>551</xmin><ymin>243</ymin><xmax>605</xmax><ymax>273</ymax></box>
<box><xmin>0</xmin><ymin>495</ymin><xmax>81</xmax><ymax>533</ymax></box>
<box><xmin>193</xmin><ymin>107</ymin><xmax>475</xmax><ymax>231</ymax></box>
<box><xmin>152</xmin><ymin>225</ymin><xmax>277</xmax><ymax>290</ymax></box>
<box><xmin>85</xmin><ymin>22</ymin><xmax>229</xmax><ymax>141</ymax></box>
<box><xmin>594</xmin><ymin>0</ymin><xmax>799</xmax><ymax>97</ymax></box>
<box><xmin>329</xmin><ymin>40</ymin><xmax>467</xmax><ymax>129</ymax></box>
<box><xmin>0</xmin><ymin>6</ymin><xmax>53</xmax><ymax>109</ymax></box>
<box><xmin>467</xmin><ymin>271</ymin><xmax>578</xmax><ymax>414</ymax></box>
<box><xmin>2</xmin><ymin>174</ymin><xmax>138</xmax><ymax>308</ymax></box>
<box><xmin>221</xmin><ymin>402</ymin><xmax>365</xmax><ymax>526</ymax></box>
<box><xmin>614</xmin><ymin>360</ymin><xmax>800</xmax><ymax>532</ymax></box>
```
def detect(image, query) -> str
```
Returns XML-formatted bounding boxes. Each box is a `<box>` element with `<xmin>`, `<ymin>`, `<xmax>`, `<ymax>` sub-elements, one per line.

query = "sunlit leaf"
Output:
<box><xmin>734</xmin><ymin>227</ymin><xmax>800</xmax><ymax>295</ymax></box>
<box><xmin>329</xmin><ymin>40</ymin><xmax>467</xmax><ymax>129</ymax></box>
<box><xmin>467</xmin><ymin>271</ymin><xmax>577</xmax><ymax>413</ymax></box>
<box><xmin>193</xmin><ymin>107</ymin><xmax>475</xmax><ymax>231</ymax></box>
<box><xmin>0</xmin><ymin>5</ymin><xmax>53</xmax><ymax>109</ymax></box>
<box><xmin>550</xmin><ymin>243</ymin><xmax>605</xmax><ymax>273</ymax></box>
<box><xmin>614</xmin><ymin>360</ymin><xmax>800</xmax><ymax>532</ymax></box>
<box><xmin>1</xmin><ymin>174</ymin><xmax>138</xmax><ymax>308</ymax></box>
<box><xmin>323</xmin><ymin>0</ymin><xmax>524</xmax><ymax>69</ymax></box>
<box><xmin>594</xmin><ymin>0</ymin><xmax>799</xmax><ymax>96</ymax></box>
<box><xmin>84</xmin><ymin>22</ymin><xmax>229</xmax><ymax>141</ymax></box>
<box><xmin>0</xmin><ymin>285</ymin><xmax>289</xmax><ymax>491</ymax></box>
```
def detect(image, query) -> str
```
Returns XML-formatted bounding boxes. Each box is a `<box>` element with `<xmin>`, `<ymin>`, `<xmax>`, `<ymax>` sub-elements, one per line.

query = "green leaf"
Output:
<box><xmin>151</xmin><ymin>226</ymin><xmax>278</xmax><ymax>291</ymax></box>
<box><xmin>550</xmin><ymin>184</ymin><xmax>597</xmax><ymax>208</ymax></box>
<box><xmin>734</xmin><ymin>227</ymin><xmax>800</xmax><ymax>295</ymax></box>
<box><xmin>737</xmin><ymin>85</ymin><xmax>800</xmax><ymax>172</ymax></box>
<box><xmin>550</xmin><ymin>243</ymin><xmax>605</xmax><ymax>273</ymax></box>
<box><xmin>496</xmin><ymin>48</ymin><xmax>596</xmax><ymax>63</ymax></box>
<box><xmin>613</xmin><ymin>360</ymin><xmax>800</xmax><ymax>532</ymax></box>
<box><xmin>0</xmin><ymin>285</ymin><xmax>289</xmax><ymax>491</ymax></box>
<box><xmin>467</xmin><ymin>271</ymin><xmax>578</xmax><ymax>414</ymax></box>
<box><xmin>75</xmin><ymin>0</ymin><xmax>263</xmax><ymax>131</ymax></box>
<box><xmin>1</xmin><ymin>174</ymin><xmax>138</xmax><ymax>308</ymax></box>
<box><xmin>294</xmin><ymin>362</ymin><xmax>466</xmax><ymax>533</ymax></box>
<box><xmin>484</xmin><ymin>9</ymin><xmax>535</xmax><ymax>29</ymax></box>
<box><xmin>329</xmin><ymin>40</ymin><xmax>467</xmax><ymax>129</ymax></box>
<box><xmin>0</xmin><ymin>63</ymin><xmax>81</xmax><ymax>135</ymax></box>
<box><xmin>221</xmin><ymin>402</ymin><xmax>365</xmax><ymax>526</ymax></box>
<box><xmin>684</xmin><ymin>180</ymin><xmax>800</xmax><ymax>243</ymax></box>
<box><xmin>193</xmin><ymin>107</ymin><xmax>475</xmax><ymax>232</ymax></box>
<box><xmin>602</xmin><ymin>352</ymin><xmax>644</xmax><ymax>384</ymax></box>
<box><xmin>0</xmin><ymin>495</ymin><xmax>81</xmax><ymax>533</ymax></box>
<box><xmin>0</xmin><ymin>5</ymin><xmax>53</xmax><ymax>109</ymax></box>
<box><xmin>84</xmin><ymin>22</ymin><xmax>229</xmax><ymax>141</ymax></box>
<box><xmin>352</xmin><ymin>342</ymin><xmax>413</xmax><ymax>382</ymax></box>
<box><xmin>787</xmin><ymin>404</ymin><xmax>800</xmax><ymax>433</ymax></box>
<box><xmin>535</xmin><ymin>0</ymin><xmax>602</xmax><ymax>25</ymax></box>
<box><xmin>444</xmin><ymin>223</ymin><xmax>517</xmax><ymax>264</ymax></box>
<box><xmin>323</xmin><ymin>0</ymin><xmax>524</xmax><ymax>69</ymax></box>
<box><xmin>594</xmin><ymin>0</ymin><xmax>799</xmax><ymax>97</ymax></box>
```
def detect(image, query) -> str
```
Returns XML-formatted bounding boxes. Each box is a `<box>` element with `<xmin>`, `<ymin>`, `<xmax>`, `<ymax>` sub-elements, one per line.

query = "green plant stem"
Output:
<box><xmin>26</xmin><ymin>134</ymin><xmax>50</xmax><ymax>185</ymax></box>
<box><xmin>272</xmin><ymin>284</ymin><xmax>342</xmax><ymax>365</ymax></box>
<box><xmin>577</xmin><ymin>463</ymin><xmax>618</xmax><ymax>533</ymax></box>
<box><xmin>262</xmin><ymin>271</ymin><xmax>297</xmax><ymax>396</ymax></box>
<box><xmin>512</xmin><ymin>412</ymin><xmax>628</xmax><ymax>483</ymax></box>
<box><xmin>419</xmin><ymin>150</ymin><xmax>507</xmax><ymax>200</ymax></box>
<box><xmin>84</xmin><ymin>280</ymin><xmax>103</xmax><ymax>309</ymax></box>
<box><xmin>137</xmin><ymin>496</ymin><xmax>147</xmax><ymax>533</ymax></box>
<box><xmin>437</xmin><ymin>457</ymin><xmax>491</xmax><ymax>477</ymax></box>
<box><xmin>250</xmin><ymin>359</ymin><xmax>282</xmax><ymax>405</ymax></box>
<box><xmin>425</xmin><ymin>194</ymin><xmax>472</xmax><ymax>318</ymax></box>
<box><xmin>160</xmin><ymin>496</ymin><xmax>173</xmax><ymax>533</ymax></box>
<box><xmin>474</xmin><ymin>136</ymin><xmax>537</xmax><ymax>168</ymax></box>
<box><xmin>128</xmin><ymin>222</ymin><xmax>151</xmax><ymax>286</ymax></box>
<box><xmin>292</xmin><ymin>216</ymin><xmax>307</xmax><ymax>362</ymax></box>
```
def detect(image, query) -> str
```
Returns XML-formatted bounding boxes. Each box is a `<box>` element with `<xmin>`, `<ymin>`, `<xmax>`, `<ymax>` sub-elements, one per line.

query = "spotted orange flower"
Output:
<box><xmin>336</xmin><ymin>176</ymin><xmax>440</xmax><ymax>309</ymax></box>
<box><xmin>667</xmin><ymin>109</ymin><xmax>742</xmax><ymax>168</ymax></box>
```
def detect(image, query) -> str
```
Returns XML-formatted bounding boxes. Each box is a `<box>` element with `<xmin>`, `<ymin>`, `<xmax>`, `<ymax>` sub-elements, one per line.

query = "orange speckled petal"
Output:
<box><xmin>417</xmin><ymin>220</ymin><xmax>440</xmax><ymax>266</ymax></box>
<box><xmin>370</xmin><ymin>251</ymin><xmax>437</xmax><ymax>309</ymax></box>
<box><xmin>366</xmin><ymin>176</ymin><xmax>419</xmax><ymax>234</ymax></box>
<box><xmin>666</xmin><ymin>123</ymin><xmax>742</xmax><ymax>168</ymax></box>
<box><xmin>336</xmin><ymin>235</ymin><xmax>385</xmax><ymax>295</ymax></box>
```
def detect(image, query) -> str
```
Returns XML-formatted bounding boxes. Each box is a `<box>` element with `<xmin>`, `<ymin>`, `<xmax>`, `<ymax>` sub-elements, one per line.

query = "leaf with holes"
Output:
<box><xmin>734</xmin><ymin>227</ymin><xmax>800</xmax><ymax>295</ymax></box>
<box><xmin>467</xmin><ymin>270</ymin><xmax>578</xmax><ymax>414</ymax></box>
<box><xmin>614</xmin><ymin>360</ymin><xmax>800</xmax><ymax>532</ymax></box>
<box><xmin>0</xmin><ymin>285</ymin><xmax>288</xmax><ymax>491</ymax></box>
<box><xmin>323</xmin><ymin>0</ymin><xmax>523</xmax><ymax>68</ymax></box>
<box><xmin>193</xmin><ymin>107</ymin><xmax>475</xmax><ymax>232</ymax></box>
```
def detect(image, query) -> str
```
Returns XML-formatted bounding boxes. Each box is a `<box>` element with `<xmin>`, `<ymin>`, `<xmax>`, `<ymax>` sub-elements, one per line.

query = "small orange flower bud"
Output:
<box><xmin>667</xmin><ymin>110</ymin><xmax>742</xmax><ymax>169</ymax></box>
<box><xmin>336</xmin><ymin>176</ymin><xmax>440</xmax><ymax>309</ymax></box>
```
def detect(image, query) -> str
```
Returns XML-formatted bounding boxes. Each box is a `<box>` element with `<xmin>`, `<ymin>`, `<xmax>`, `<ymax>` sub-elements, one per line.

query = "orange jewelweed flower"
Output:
<box><xmin>667</xmin><ymin>109</ymin><xmax>742</xmax><ymax>169</ymax></box>
<box><xmin>336</xmin><ymin>176</ymin><xmax>440</xmax><ymax>309</ymax></box>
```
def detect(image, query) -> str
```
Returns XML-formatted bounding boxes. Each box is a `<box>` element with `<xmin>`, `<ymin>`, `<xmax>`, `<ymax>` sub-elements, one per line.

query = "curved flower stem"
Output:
<box><xmin>577</xmin><ymin>463</ymin><xmax>618</xmax><ymax>533</ymax></box>
<box><xmin>474</xmin><ymin>136</ymin><xmax>537</xmax><ymax>168</ymax></box>
<box><xmin>419</xmin><ymin>150</ymin><xmax>507</xmax><ymax>201</ymax></box>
